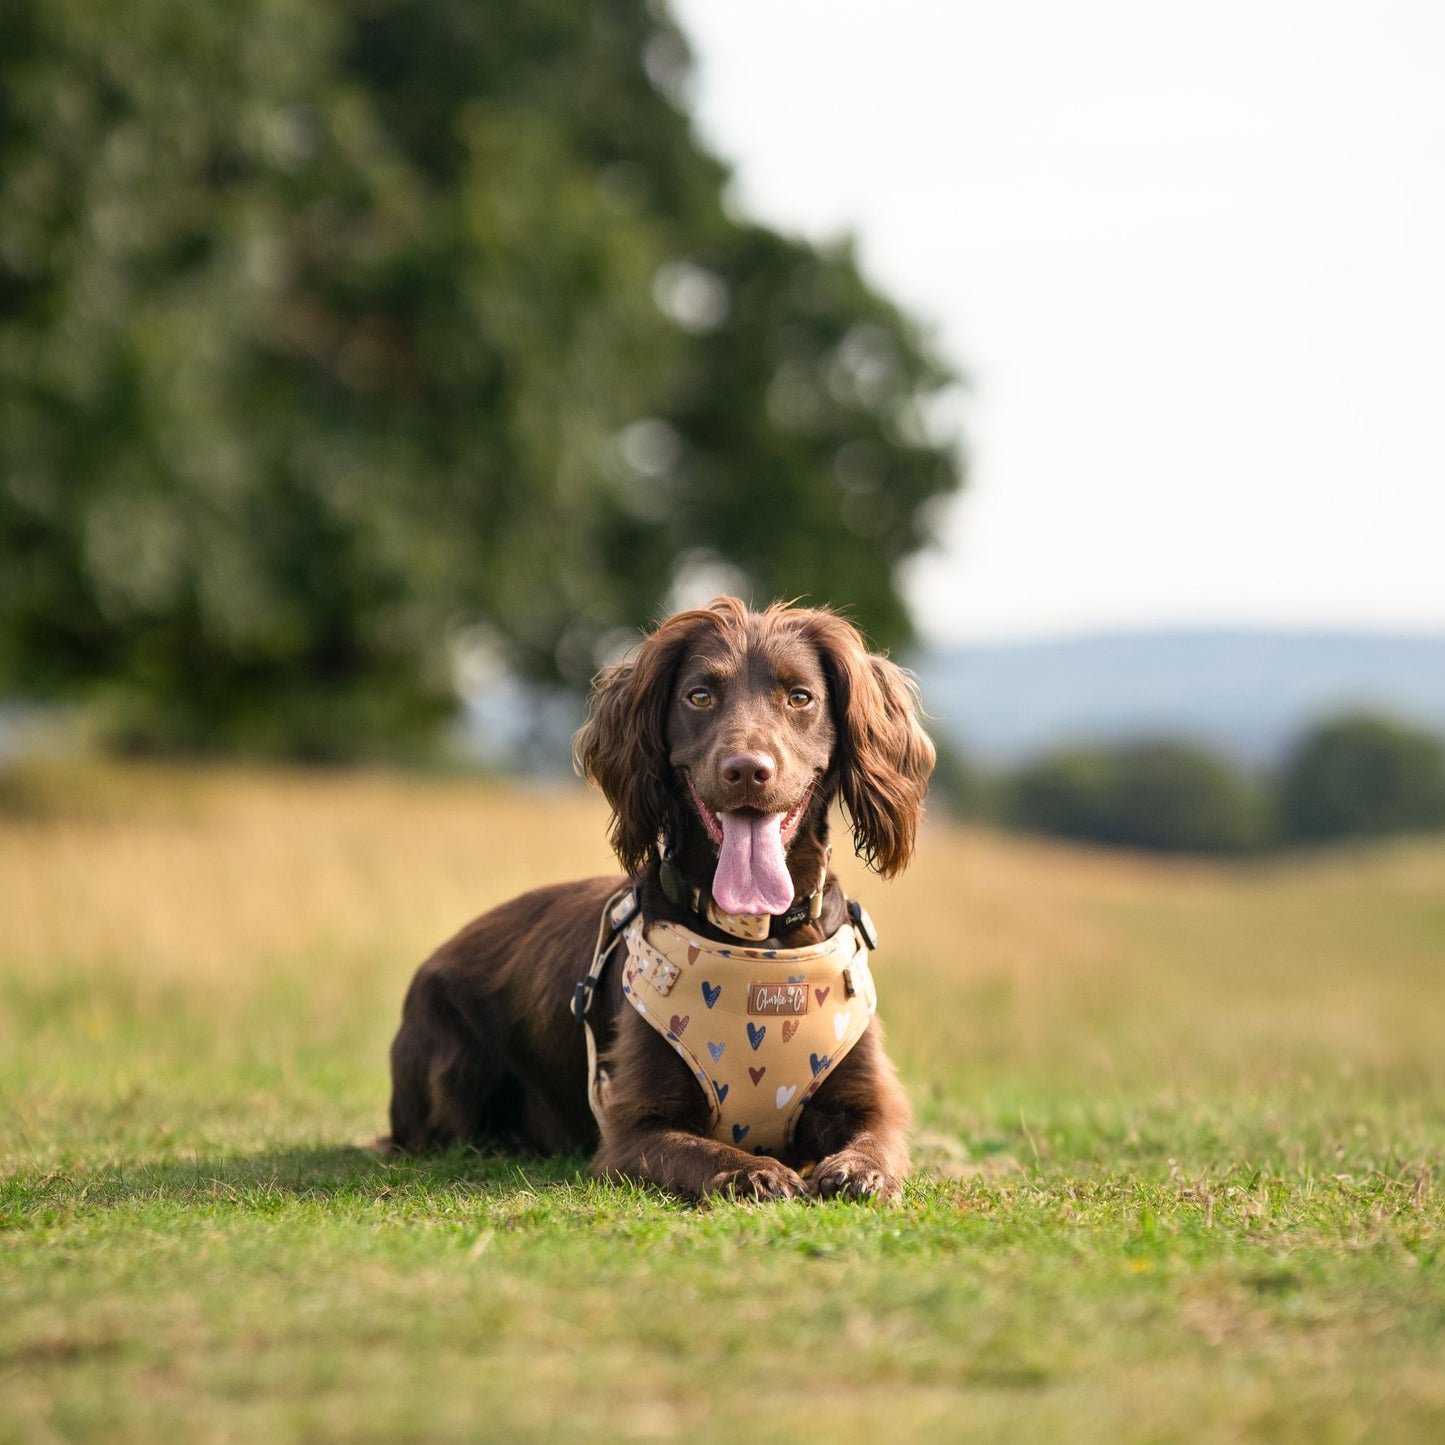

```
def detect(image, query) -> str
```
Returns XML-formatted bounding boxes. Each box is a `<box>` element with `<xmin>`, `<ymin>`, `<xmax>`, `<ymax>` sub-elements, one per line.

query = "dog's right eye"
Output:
<box><xmin>686</xmin><ymin>688</ymin><xmax>713</xmax><ymax>708</ymax></box>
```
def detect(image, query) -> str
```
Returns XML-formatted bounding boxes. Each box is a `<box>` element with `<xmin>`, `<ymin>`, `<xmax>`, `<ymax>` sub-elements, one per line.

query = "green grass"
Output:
<box><xmin>2</xmin><ymin>763</ymin><xmax>1443</xmax><ymax>1442</ymax></box>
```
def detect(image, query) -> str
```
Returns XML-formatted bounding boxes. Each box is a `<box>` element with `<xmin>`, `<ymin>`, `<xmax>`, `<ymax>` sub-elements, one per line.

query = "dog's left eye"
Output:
<box><xmin>686</xmin><ymin>688</ymin><xmax>713</xmax><ymax>708</ymax></box>
<box><xmin>786</xmin><ymin>688</ymin><xmax>813</xmax><ymax>709</ymax></box>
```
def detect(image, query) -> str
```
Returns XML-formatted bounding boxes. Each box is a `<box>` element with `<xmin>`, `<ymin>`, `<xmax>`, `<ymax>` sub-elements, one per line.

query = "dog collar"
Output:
<box><xmin>687</xmin><ymin>881</ymin><xmax>823</xmax><ymax>941</ymax></box>
<box><xmin>659</xmin><ymin>854</ymin><xmax>828</xmax><ymax>943</ymax></box>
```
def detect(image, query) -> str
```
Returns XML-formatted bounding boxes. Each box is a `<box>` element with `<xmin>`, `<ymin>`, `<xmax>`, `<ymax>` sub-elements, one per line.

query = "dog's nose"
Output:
<box><xmin>721</xmin><ymin>752</ymin><xmax>776</xmax><ymax>789</ymax></box>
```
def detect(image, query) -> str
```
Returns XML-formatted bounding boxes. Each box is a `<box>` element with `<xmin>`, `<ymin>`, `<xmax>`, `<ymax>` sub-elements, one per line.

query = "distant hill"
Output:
<box><xmin>910</xmin><ymin>630</ymin><xmax>1445</xmax><ymax>768</ymax></box>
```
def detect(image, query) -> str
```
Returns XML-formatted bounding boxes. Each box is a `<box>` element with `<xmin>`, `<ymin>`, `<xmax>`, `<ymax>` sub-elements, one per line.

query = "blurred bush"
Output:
<box><xmin>1277</xmin><ymin>712</ymin><xmax>1445</xmax><ymax>844</ymax></box>
<box><xmin>934</xmin><ymin>710</ymin><xmax>1445</xmax><ymax>856</ymax></box>
<box><xmin>0</xmin><ymin>0</ymin><xmax>962</xmax><ymax>758</ymax></box>
<box><xmin>1004</xmin><ymin>740</ymin><xmax>1269</xmax><ymax>855</ymax></box>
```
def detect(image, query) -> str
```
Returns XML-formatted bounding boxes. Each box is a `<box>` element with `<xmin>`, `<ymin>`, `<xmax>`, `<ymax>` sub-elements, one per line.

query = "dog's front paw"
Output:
<box><xmin>810</xmin><ymin>1151</ymin><xmax>902</xmax><ymax>1203</ymax></box>
<box><xmin>708</xmin><ymin>1156</ymin><xmax>808</xmax><ymax>1202</ymax></box>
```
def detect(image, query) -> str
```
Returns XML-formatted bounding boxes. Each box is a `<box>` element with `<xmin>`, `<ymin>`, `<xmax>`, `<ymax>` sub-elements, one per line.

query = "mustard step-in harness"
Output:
<box><xmin>575</xmin><ymin>890</ymin><xmax>879</xmax><ymax>1158</ymax></box>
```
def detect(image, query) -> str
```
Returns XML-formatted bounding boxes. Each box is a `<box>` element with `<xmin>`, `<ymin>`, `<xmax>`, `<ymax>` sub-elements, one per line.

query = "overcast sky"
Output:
<box><xmin>671</xmin><ymin>0</ymin><xmax>1445</xmax><ymax>644</ymax></box>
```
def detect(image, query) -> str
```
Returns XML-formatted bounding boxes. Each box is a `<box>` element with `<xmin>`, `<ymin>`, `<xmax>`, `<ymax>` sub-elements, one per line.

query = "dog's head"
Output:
<box><xmin>575</xmin><ymin>597</ymin><xmax>935</xmax><ymax>904</ymax></box>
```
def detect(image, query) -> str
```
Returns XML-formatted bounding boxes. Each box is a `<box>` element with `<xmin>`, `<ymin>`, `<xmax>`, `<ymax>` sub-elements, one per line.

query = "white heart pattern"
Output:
<box><xmin>833</xmin><ymin>1009</ymin><xmax>851</xmax><ymax>1041</ymax></box>
<box><xmin>775</xmin><ymin>1084</ymin><xmax>797</xmax><ymax>1110</ymax></box>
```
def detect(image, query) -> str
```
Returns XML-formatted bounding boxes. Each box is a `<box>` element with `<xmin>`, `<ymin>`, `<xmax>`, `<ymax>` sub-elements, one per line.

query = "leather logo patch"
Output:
<box><xmin>747</xmin><ymin>982</ymin><xmax>809</xmax><ymax>1016</ymax></box>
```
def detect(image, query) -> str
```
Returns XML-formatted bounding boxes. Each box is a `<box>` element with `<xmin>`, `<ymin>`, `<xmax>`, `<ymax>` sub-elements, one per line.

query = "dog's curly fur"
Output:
<box><xmin>383</xmin><ymin>597</ymin><xmax>934</xmax><ymax>1201</ymax></box>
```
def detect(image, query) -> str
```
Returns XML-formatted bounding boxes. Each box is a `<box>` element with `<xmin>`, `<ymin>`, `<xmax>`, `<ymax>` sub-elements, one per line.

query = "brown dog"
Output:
<box><xmin>383</xmin><ymin>597</ymin><xmax>934</xmax><ymax>1200</ymax></box>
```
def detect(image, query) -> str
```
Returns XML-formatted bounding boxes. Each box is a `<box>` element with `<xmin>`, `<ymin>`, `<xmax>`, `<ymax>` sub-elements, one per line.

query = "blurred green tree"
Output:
<box><xmin>1006</xmin><ymin>741</ymin><xmax>1268</xmax><ymax>855</ymax></box>
<box><xmin>1277</xmin><ymin>713</ymin><xmax>1445</xmax><ymax>844</ymax></box>
<box><xmin>0</xmin><ymin>0</ymin><xmax>962</xmax><ymax>757</ymax></box>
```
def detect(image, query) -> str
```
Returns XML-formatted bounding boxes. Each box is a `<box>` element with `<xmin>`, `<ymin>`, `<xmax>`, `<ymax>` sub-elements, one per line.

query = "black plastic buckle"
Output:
<box><xmin>572</xmin><ymin>979</ymin><xmax>593</xmax><ymax>1024</ymax></box>
<box><xmin>847</xmin><ymin>898</ymin><xmax>878</xmax><ymax>951</ymax></box>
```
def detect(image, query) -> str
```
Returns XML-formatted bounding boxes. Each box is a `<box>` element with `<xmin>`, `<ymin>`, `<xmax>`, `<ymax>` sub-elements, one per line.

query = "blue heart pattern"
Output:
<box><xmin>747</xmin><ymin>1021</ymin><xmax>766</xmax><ymax>1051</ymax></box>
<box><xmin>707</xmin><ymin>1040</ymin><xmax>725</xmax><ymax>1062</ymax></box>
<box><xmin>732</xmin><ymin>1123</ymin><xmax>750</xmax><ymax>1143</ymax></box>
<box><xmin>809</xmin><ymin>1052</ymin><xmax>830</xmax><ymax>1077</ymax></box>
<box><xmin>701</xmin><ymin>981</ymin><xmax>721</xmax><ymax>1008</ymax></box>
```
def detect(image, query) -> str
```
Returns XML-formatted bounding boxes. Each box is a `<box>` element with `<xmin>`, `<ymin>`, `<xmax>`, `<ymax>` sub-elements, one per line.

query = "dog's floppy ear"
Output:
<box><xmin>796</xmin><ymin>611</ymin><xmax>936</xmax><ymax>878</ymax></box>
<box><xmin>574</xmin><ymin>610</ymin><xmax>708</xmax><ymax>876</ymax></box>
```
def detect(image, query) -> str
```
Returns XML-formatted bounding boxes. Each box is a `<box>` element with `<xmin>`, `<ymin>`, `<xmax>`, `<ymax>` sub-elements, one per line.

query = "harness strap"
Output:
<box><xmin>573</xmin><ymin>885</ymin><xmax>639</xmax><ymax>1127</ymax></box>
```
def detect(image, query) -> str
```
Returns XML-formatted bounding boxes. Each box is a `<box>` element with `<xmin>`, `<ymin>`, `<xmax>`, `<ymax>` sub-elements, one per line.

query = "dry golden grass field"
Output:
<box><xmin>2</xmin><ymin>761</ymin><xmax>1443</xmax><ymax>1442</ymax></box>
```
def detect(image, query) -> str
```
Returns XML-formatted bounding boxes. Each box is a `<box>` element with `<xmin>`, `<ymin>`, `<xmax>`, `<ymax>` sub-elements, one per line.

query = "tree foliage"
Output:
<box><xmin>1006</xmin><ymin>740</ymin><xmax>1268</xmax><ymax>855</ymax></box>
<box><xmin>987</xmin><ymin>714</ymin><xmax>1445</xmax><ymax>855</ymax></box>
<box><xmin>0</xmin><ymin>0</ymin><xmax>962</xmax><ymax>756</ymax></box>
<box><xmin>1277</xmin><ymin>713</ymin><xmax>1445</xmax><ymax>844</ymax></box>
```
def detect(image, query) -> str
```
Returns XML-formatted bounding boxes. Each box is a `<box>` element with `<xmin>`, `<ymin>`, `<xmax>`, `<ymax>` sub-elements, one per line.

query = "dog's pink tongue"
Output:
<box><xmin>713</xmin><ymin>811</ymin><xmax>795</xmax><ymax>917</ymax></box>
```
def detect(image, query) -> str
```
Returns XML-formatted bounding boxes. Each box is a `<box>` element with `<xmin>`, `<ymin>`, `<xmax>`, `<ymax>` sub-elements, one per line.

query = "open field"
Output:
<box><xmin>2</xmin><ymin>762</ymin><xmax>1443</xmax><ymax>1442</ymax></box>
